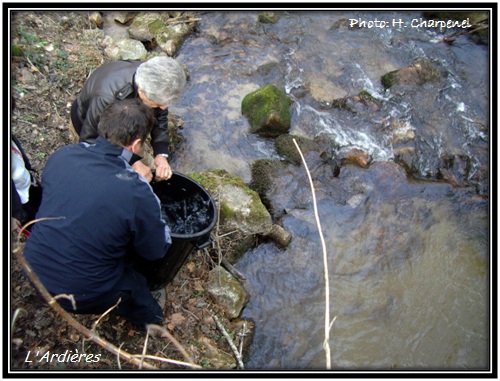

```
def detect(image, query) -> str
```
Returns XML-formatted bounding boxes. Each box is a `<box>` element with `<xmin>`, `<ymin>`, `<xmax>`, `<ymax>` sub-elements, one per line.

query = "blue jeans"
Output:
<box><xmin>56</xmin><ymin>268</ymin><xmax>164</xmax><ymax>329</ymax></box>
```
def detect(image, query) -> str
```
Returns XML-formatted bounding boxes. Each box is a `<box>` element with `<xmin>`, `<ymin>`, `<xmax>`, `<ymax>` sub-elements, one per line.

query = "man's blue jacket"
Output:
<box><xmin>23</xmin><ymin>137</ymin><xmax>171</xmax><ymax>302</ymax></box>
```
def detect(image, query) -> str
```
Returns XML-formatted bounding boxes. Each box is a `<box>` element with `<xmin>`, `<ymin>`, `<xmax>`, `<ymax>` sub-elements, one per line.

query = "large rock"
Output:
<box><xmin>258</xmin><ymin>11</ymin><xmax>282</xmax><ymax>24</ymax></box>
<box><xmin>381</xmin><ymin>58</ymin><xmax>442</xmax><ymax>89</ymax></box>
<box><xmin>274</xmin><ymin>134</ymin><xmax>329</xmax><ymax>165</ymax></box>
<box><xmin>103</xmin><ymin>38</ymin><xmax>147</xmax><ymax>60</ymax></box>
<box><xmin>127</xmin><ymin>12</ymin><xmax>167</xmax><ymax>41</ymax></box>
<box><xmin>241</xmin><ymin>84</ymin><xmax>292</xmax><ymax>137</ymax></box>
<box><xmin>207</xmin><ymin>266</ymin><xmax>249</xmax><ymax>319</ymax></box>
<box><xmin>189</xmin><ymin>170</ymin><xmax>272</xmax><ymax>236</ymax></box>
<box><xmin>331</xmin><ymin>90</ymin><xmax>382</xmax><ymax>114</ymax></box>
<box><xmin>127</xmin><ymin>11</ymin><xmax>195</xmax><ymax>56</ymax></box>
<box><xmin>156</xmin><ymin>23</ymin><xmax>193</xmax><ymax>56</ymax></box>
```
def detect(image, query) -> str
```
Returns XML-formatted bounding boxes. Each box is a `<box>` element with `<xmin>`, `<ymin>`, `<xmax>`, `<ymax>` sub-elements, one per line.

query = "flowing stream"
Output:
<box><xmin>165</xmin><ymin>11</ymin><xmax>490</xmax><ymax>370</ymax></box>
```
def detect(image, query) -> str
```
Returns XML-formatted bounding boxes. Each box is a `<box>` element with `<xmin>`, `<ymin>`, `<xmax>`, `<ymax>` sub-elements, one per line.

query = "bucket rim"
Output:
<box><xmin>155</xmin><ymin>171</ymin><xmax>217</xmax><ymax>239</ymax></box>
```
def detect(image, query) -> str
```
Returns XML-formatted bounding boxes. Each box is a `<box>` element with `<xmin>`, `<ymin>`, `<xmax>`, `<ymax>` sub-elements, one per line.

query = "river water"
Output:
<box><xmin>167</xmin><ymin>11</ymin><xmax>490</xmax><ymax>370</ymax></box>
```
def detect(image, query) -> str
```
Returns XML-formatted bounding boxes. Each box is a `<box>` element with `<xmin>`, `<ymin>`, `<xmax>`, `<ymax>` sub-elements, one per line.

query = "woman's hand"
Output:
<box><xmin>153</xmin><ymin>154</ymin><xmax>172</xmax><ymax>181</ymax></box>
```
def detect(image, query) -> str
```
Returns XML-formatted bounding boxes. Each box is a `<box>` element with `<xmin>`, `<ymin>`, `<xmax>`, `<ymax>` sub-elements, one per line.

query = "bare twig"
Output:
<box><xmin>26</xmin><ymin>56</ymin><xmax>46</xmax><ymax>78</ymax></box>
<box><xmin>180</xmin><ymin>306</ymin><xmax>201</xmax><ymax>321</ymax></box>
<box><xmin>212</xmin><ymin>313</ymin><xmax>244</xmax><ymax>369</ymax></box>
<box><xmin>220</xmin><ymin>256</ymin><xmax>247</xmax><ymax>282</ymax></box>
<box><xmin>204</xmin><ymin>247</ymin><xmax>217</xmax><ymax>267</ymax></box>
<box><xmin>131</xmin><ymin>354</ymin><xmax>203</xmax><ymax>369</ymax></box>
<box><xmin>53</xmin><ymin>294</ymin><xmax>77</xmax><ymax>311</ymax></box>
<box><xmin>215</xmin><ymin>188</ymin><xmax>223</xmax><ymax>286</ymax></box>
<box><xmin>145</xmin><ymin>324</ymin><xmax>196</xmax><ymax>366</ymax></box>
<box><xmin>238</xmin><ymin>322</ymin><xmax>247</xmax><ymax>359</ymax></box>
<box><xmin>329</xmin><ymin>316</ymin><xmax>337</xmax><ymax>331</ymax></box>
<box><xmin>165</xmin><ymin>17</ymin><xmax>202</xmax><ymax>26</ymax></box>
<box><xmin>92</xmin><ymin>297</ymin><xmax>121</xmax><ymax>331</ymax></box>
<box><xmin>215</xmin><ymin>187</ymin><xmax>223</xmax><ymax>268</ymax></box>
<box><xmin>13</xmin><ymin>217</ymin><xmax>159</xmax><ymax>369</ymax></box>
<box><xmin>140</xmin><ymin>327</ymin><xmax>151</xmax><ymax>369</ymax></box>
<box><xmin>17</xmin><ymin>217</ymin><xmax>65</xmax><ymax>240</ymax></box>
<box><xmin>293</xmin><ymin>138</ymin><xmax>332</xmax><ymax>369</ymax></box>
<box><xmin>116</xmin><ymin>342</ymin><xmax>124</xmax><ymax>370</ymax></box>
<box><xmin>218</xmin><ymin>230</ymin><xmax>239</xmax><ymax>238</ymax></box>
<box><xmin>438</xmin><ymin>23</ymin><xmax>489</xmax><ymax>43</ymax></box>
<box><xmin>11</xmin><ymin>308</ymin><xmax>27</xmax><ymax>332</ymax></box>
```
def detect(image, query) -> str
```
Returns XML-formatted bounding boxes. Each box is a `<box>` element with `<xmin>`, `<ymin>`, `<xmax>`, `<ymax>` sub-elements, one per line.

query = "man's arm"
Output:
<box><xmin>151</xmin><ymin>108</ymin><xmax>172</xmax><ymax>180</ymax></box>
<box><xmin>131</xmin><ymin>187</ymin><xmax>172</xmax><ymax>261</ymax></box>
<box><xmin>151</xmin><ymin>108</ymin><xmax>170</xmax><ymax>156</ymax></box>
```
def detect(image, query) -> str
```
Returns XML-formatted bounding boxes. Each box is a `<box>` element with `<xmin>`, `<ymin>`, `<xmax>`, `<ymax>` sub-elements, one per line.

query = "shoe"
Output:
<box><xmin>152</xmin><ymin>288</ymin><xmax>166</xmax><ymax>310</ymax></box>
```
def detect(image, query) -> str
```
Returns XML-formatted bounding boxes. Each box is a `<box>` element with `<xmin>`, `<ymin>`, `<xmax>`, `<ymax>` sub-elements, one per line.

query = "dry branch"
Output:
<box><xmin>12</xmin><ymin>234</ymin><xmax>158</xmax><ymax>369</ymax></box>
<box><xmin>212</xmin><ymin>313</ymin><xmax>244</xmax><ymax>369</ymax></box>
<box><xmin>145</xmin><ymin>324</ymin><xmax>198</xmax><ymax>367</ymax></box>
<box><xmin>220</xmin><ymin>256</ymin><xmax>247</xmax><ymax>282</ymax></box>
<box><xmin>12</xmin><ymin>218</ymin><xmax>198</xmax><ymax>370</ymax></box>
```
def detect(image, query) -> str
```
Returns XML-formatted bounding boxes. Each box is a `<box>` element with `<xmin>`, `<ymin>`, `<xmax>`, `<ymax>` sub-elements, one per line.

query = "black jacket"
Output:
<box><xmin>23</xmin><ymin>137</ymin><xmax>171</xmax><ymax>302</ymax></box>
<box><xmin>72</xmin><ymin>60</ymin><xmax>170</xmax><ymax>156</ymax></box>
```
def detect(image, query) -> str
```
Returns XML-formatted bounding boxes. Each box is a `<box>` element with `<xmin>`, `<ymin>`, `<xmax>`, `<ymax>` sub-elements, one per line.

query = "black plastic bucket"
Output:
<box><xmin>135</xmin><ymin>172</ymin><xmax>217</xmax><ymax>290</ymax></box>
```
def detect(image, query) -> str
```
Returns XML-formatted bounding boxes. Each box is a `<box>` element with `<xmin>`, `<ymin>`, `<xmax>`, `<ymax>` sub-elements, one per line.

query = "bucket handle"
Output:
<box><xmin>196</xmin><ymin>238</ymin><xmax>212</xmax><ymax>250</ymax></box>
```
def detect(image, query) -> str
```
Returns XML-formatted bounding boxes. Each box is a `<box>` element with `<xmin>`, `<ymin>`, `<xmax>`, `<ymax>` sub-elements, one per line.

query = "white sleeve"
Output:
<box><xmin>11</xmin><ymin>141</ymin><xmax>31</xmax><ymax>204</ymax></box>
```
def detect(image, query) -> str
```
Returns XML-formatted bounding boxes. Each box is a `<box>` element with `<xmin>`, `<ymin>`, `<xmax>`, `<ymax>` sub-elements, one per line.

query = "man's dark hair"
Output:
<box><xmin>97</xmin><ymin>98</ymin><xmax>155</xmax><ymax>146</ymax></box>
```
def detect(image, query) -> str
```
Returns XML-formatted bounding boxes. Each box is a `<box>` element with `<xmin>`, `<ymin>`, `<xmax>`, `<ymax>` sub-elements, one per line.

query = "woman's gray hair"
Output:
<box><xmin>135</xmin><ymin>56</ymin><xmax>187</xmax><ymax>105</ymax></box>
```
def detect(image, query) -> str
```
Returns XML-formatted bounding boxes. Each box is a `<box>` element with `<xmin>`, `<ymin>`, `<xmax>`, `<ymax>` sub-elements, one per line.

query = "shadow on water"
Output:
<box><xmin>169</xmin><ymin>11</ymin><xmax>490</xmax><ymax>370</ymax></box>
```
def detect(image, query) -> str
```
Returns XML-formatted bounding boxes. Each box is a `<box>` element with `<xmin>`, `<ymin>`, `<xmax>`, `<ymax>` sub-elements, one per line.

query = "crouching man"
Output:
<box><xmin>23</xmin><ymin>98</ymin><xmax>171</xmax><ymax>329</ymax></box>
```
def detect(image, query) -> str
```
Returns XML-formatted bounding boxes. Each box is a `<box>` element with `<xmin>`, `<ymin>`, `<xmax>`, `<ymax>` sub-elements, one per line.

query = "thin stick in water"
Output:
<box><xmin>292</xmin><ymin>138</ymin><xmax>332</xmax><ymax>370</ymax></box>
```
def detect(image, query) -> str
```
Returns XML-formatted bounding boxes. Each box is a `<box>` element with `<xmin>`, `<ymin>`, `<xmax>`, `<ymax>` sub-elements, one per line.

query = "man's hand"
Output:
<box><xmin>154</xmin><ymin>154</ymin><xmax>172</xmax><ymax>181</ymax></box>
<box><xmin>132</xmin><ymin>160</ymin><xmax>153</xmax><ymax>183</ymax></box>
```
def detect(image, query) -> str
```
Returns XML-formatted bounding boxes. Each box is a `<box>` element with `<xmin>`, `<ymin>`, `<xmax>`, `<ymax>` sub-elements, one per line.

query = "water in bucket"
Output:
<box><xmin>160</xmin><ymin>192</ymin><xmax>213</xmax><ymax>235</ymax></box>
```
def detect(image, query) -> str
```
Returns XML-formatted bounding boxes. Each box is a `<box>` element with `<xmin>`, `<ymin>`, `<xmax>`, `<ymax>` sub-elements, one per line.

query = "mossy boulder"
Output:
<box><xmin>250</xmin><ymin>159</ymin><xmax>290</xmax><ymax>215</ymax></box>
<box><xmin>188</xmin><ymin>170</ymin><xmax>272</xmax><ymax>236</ymax></box>
<box><xmin>241</xmin><ymin>84</ymin><xmax>293</xmax><ymax>137</ymax></box>
<box><xmin>126</xmin><ymin>11</ymin><xmax>195</xmax><ymax>56</ymax></box>
<box><xmin>156</xmin><ymin>22</ymin><xmax>193</xmax><ymax>56</ymax></box>
<box><xmin>128</xmin><ymin>12</ymin><xmax>166</xmax><ymax>40</ymax></box>
<box><xmin>104</xmin><ymin>38</ymin><xmax>148</xmax><ymax>60</ymax></box>
<box><xmin>258</xmin><ymin>11</ymin><xmax>282</xmax><ymax>24</ymax></box>
<box><xmin>332</xmin><ymin>90</ymin><xmax>382</xmax><ymax>113</ymax></box>
<box><xmin>381</xmin><ymin>58</ymin><xmax>442</xmax><ymax>89</ymax></box>
<box><xmin>274</xmin><ymin>134</ymin><xmax>322</xmax><ymax>165</ymax></box>
<box><xmin>207</xmin><ymin>266</ymin><xmax>249</xmax><ymax>319</ymax></box>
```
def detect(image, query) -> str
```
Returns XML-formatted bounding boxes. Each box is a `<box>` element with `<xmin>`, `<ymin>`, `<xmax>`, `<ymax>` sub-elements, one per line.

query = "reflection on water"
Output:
<box><xmin>169</xmin><ymin>11</ymin><xmax>490</xmax><ymax>370</ymax></box>
<box><xmin>236</xmin><ymin>173</ymin><xmax>488</xmax><ymax>369</ymax></box>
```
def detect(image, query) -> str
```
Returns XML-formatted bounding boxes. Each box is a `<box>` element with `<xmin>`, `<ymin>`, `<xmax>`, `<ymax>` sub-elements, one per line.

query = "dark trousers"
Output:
<box><xmin>70</xmin><ymin>99</ymin><xmax>82</xmax><ymax>135</ymax></box>
<box><xmin>56</xmin><ymin>267</ymin><xmax>163</xmax><ymax>329</ymax></box>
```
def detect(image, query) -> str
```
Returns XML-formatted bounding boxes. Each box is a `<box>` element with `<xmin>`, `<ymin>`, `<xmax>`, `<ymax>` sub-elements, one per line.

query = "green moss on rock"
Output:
<box><xmin>189</xmin><ymin>170</ymin><xmax>272</xmax><ymax>235</ymax></box>
<box><xmin>149</xmin><ymin>19</ymin><xmax>168</xmax><ymax>36</ymax></box>
<box><xmin>258</xmin><ymin>11</ymin><xmax>281</xmax><ymax>24</ymax></box>
<box><xmin>274</xmin><ymin>134</ymin><xmax>319</xmax><ymax>165</ymax></box>
<box><xmin>381</xmin><ymin>58</ymin><xmax>442</xmax><ymax>89</ymax></box>
<box><xmin>381</xmin><ymin>71</ymin><xmax>399</xmax><ymax>89</ymax></box>
<box><xmin>241</xmin><ymin>84</ymin><xmax>292</xmax><ymax>137</ymax></box>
